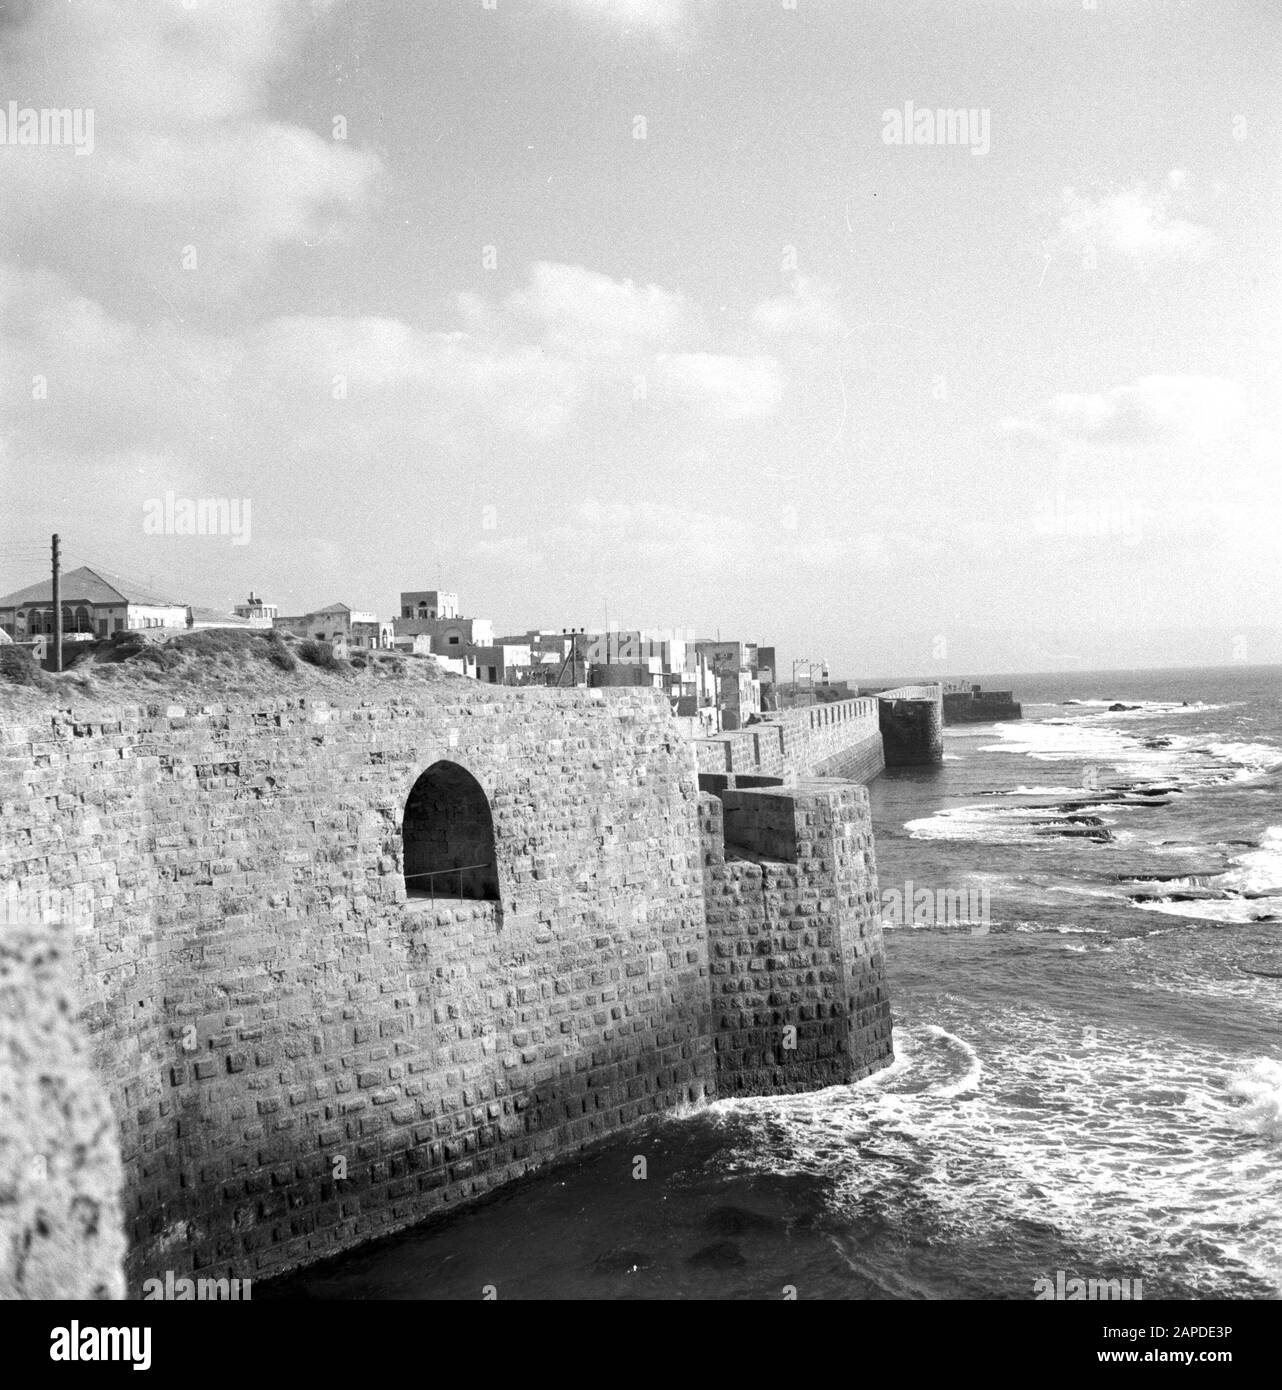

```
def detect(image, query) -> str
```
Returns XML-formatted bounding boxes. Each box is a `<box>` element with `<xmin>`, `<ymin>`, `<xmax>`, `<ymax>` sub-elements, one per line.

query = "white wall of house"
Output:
<box><xmin>126</xmin><ymin>604</ymin><xmax>188</xmax><ymax>630</ymax></box>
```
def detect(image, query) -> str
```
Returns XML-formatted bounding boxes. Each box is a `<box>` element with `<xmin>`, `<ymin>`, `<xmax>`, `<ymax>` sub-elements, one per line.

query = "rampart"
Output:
<box><xmin>0</xmin><ymin>917</ymin><xmax>127</xmax><ymax>1299</ymax></box>
<box><xmin>694</xmin><ymin>697</ymin><xmax>885</xmax><ymax>785</ymax></box>
<box><xmin>700</xmin><ymin>782</ymin><xmax>891</xmax><ymax>1096</ymax></box>
<box><xmin>872</xmin><ymin>684</ymin><xmax>944</xmax><ymax>767</ymax></box>
<box><xmin>0</xmin><ymin>680</ymin><xmax>892</xmax><ymax>1293</ymax></box>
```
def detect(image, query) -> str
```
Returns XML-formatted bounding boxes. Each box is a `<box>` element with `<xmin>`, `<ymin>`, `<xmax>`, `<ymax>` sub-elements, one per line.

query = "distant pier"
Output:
<box><xmin>941</xmin><ymin>682</ymin><xmax>1023</xmax><ymax>724</ymax></box>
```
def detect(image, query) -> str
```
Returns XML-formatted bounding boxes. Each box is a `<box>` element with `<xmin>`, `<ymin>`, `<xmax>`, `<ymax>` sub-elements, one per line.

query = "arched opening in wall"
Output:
<box><xmin>402</xmin><ymin>761</ymin><xmax>500</xmax><ymax>905</ymax></box>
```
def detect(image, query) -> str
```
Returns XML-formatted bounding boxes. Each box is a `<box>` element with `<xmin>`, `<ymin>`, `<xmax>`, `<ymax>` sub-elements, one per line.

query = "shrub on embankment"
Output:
<box><xmin>0</xmin><ymin>627</ymin><xmax>447</xmax><ymax>704</ymax></box>
<box><xmin>0</xmin><ymin>645</ymin><xmax>54</xmax><ymax>690</ymax></box>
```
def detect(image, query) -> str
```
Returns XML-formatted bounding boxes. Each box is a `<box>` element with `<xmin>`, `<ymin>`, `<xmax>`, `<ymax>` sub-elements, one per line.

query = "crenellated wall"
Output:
<box><xmin>695</xmin><ymin>697</ymin><xmax>885</xmax><ymax>785</ymax></box>
<box><xmin>0</xmin><ymin>679</ymin><xmax>895</xmax><ymax>1293</ymax></box>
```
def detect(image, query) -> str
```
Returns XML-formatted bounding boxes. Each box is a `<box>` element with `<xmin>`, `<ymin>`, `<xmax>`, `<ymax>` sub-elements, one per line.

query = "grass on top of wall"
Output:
<box><xmin>0</xmin><ymin>628</ymin><xmax>451</xmax><ymax>701</ymax></box>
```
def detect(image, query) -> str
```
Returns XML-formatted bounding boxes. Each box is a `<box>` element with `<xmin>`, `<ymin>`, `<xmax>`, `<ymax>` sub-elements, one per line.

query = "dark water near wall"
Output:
<box><xmin>263</xmin><ymin>666</ymin><xmax>1282</xmax><ymax>1301</ymax></box>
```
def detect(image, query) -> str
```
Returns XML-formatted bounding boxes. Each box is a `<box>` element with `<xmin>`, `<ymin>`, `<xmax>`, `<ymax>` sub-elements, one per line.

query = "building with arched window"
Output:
<box><xmin>399</xmin><ymin>589</ymin><xmax>459</xmax><ymax>621</ymax></box>
<box><xmin>0</xmin><ymin>565</ymin><xmax>188</xmax><ymax>641</ymax></box>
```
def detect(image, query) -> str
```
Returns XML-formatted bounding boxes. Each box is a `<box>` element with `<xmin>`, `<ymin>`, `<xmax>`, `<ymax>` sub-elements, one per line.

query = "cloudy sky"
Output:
<box><xmin>2</xmin><ymin>0</ymin><xmax>1279</xmax><ymax>675</ymax></box>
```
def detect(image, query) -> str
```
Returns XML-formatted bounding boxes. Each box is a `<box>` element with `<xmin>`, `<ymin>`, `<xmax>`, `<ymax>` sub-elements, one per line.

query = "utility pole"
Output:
<box><xmin>557</xmin><ymin>628</ymin><xmax>585</xmax><ymax>687</ymax></box>
<box><xmin>51</xmin><ymin>533</ymin><xmax>62</xmax><ymax>672</ymax></box>
<box><xmin>792</xmin><ymin>656</ymin><xmax>807</xmax><ymax>701</ymax></box>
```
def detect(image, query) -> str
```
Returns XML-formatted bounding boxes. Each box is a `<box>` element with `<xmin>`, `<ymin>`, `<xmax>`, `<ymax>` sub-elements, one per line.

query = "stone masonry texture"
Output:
<box><xmin>0</xmin><ymin>680</ymin><xmax>894</xmax><ymax>1291</ymax></box>
<box><xmin>701</xmin><ymin>783</ymin><xmax>891</xmax><ymax>1096</ymax></box>
<box><xmin>0</xmin><ymin>920</ymin><xmax>127</xmax><ymax>1299</ymax></box>
<box><xmin>695</xmin><ymin>698</ymin><xmax>886</xmax><ymax>784</ymax></box>
<box><xmin>876</xmin><ymin>686</ymin><xmax>945</xmax><ymax>767</ymax></box>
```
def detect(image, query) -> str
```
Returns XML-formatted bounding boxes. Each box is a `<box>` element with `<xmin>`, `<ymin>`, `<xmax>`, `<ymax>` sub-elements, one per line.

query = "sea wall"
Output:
<box><xmin>0</xmin><ymin>685</ymin><xmax>714</xmax><ymax>1291</ymax></box>
<box><xmin>0</xmin><ymin>679</ymin><xmax>897</xmax><ymax>1295</ymax></box>
<box><xmin>0</xmin><ymin>917</ymin><xmax>127</xmax><ymax>1300</ymax></box>
<box><xmin>695</xmin><ymin>698</ymin><xmax>885</xmax><ymax>785</ymax></box>
<box><xmin>700</xmin><ymin>782</ymin><xmax>891</xmax><ymax>1096</ymax></box>
<box><xmin>875</xmin><ymin>684</ymin><xmax>944</xmax><ymax>767</ymax></box>
<box><xmin>943</xmin><ymin>687</ymin><xmax>1023</xmax><ymax>723</ymax></box>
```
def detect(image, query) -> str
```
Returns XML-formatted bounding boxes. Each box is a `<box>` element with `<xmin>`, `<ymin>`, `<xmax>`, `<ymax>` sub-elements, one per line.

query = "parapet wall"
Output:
<box><xmin>0</xmin><ymin>685</ymin><xmax>713</xmax><ymax>1291</ymax></box>
<box><xmin>700</xmin><ymin>783</ymin><xmax>891</xmax><ymax>1096</ymax></box>
<box><xmin>695</xmin><ymin>698</ymin><xmax>885</xmax><ymax>785</ymax></box>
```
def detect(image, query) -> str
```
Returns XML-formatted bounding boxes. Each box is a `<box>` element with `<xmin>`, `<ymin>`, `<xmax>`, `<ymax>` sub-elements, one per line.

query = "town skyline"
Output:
<box><xmin>3</xmin><ymin>539</ymin><xmax>1276</xmax><ymax>680</ymax></box>
<box><xmin>2</xmin><ymin>0</ymin><xmax>1279</xmax><ymax>675</ymax></box>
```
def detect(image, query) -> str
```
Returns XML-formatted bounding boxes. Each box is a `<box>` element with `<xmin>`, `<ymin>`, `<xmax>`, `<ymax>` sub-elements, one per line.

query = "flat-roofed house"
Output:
<box><xmin>272</xmin><ymin>602</ymin><xmax>386</xmax><ymax>655</ymax></box>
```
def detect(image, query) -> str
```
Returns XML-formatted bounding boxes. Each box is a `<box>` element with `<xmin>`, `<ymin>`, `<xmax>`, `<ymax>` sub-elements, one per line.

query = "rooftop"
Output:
<box><xmin>0</xmin><ymin>564</ymin><xmax>183</xmax><ymax>609</ymax></box>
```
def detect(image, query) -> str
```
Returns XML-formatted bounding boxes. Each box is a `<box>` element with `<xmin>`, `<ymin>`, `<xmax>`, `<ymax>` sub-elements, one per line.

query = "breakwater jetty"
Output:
<box><xmin>942</xmin><ymin>682</ymin><xmax>1023</xmax><ymax>723</ymax></box>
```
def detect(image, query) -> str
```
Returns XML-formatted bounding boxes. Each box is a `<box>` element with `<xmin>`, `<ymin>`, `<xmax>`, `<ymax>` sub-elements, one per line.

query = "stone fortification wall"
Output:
<box><xmin>0</xmin><ymin>916</ymin><xmax>127</xmax><ymax>1299</ymax></box>
<box><xmin>699</xmin><ymin>782</ymin><xmax>892</xmax><ymax>1097</ymax></box>
<box><xmin>943</xmin><ymin>688</ymin><xmax>1023</xmax><ymax>723</ymax></box>
<box><xmin>695</xmin><ymin>698</ymin><xmax>885</xmax><ymax>785</ymax></box>
<box><xmin>0</xmin><ymin>684</ymin><xmax>712</xmax><ymax>1290</ymax></box>
<box><xmin>875</xmin><ymin>684</ymin><xmax>944</xmax><ymax>767</ymax></box>
<box><xmin>0</xmin><ymin>677</ymin><xmax>896</xmax><ymax>1294</ymax></box>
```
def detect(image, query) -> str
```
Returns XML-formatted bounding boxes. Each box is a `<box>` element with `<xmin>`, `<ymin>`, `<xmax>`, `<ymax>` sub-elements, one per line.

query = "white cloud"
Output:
<box><xmin>0</xmin><ymin>0</ymin><xmax>379</xmax><ymax>300</ymax></box>
<box><xmin>542</xmin><ymin>0</ymin><xmax>717</xmax><ymax>39</ymax></box>
<box><xmin>1046</xmin><ymin>171</ymin><xmax>1218</xmax><ymax>265</ymax></box>
<box><xmin>0</xmin><ymin>258</ymin><xmax>785</xmax><ymax>504</ymax></box>
<box><xmin>468</xmin><ymin>499</ymin><xmax>940</xmax><ymax>581</ymax></box>
<box><xmin>507</xmin><ymin>262</ymin><xmax>691</xmax><ymax>343</ymax></box>
<box><xmin>248</xmin><ymin>313</ymin><xmax>588</xmax><ymax>439</ymax></box>
<box><xmin>654</xmin><ymin>353</ymin><xmax>782</xmax><ymax>419</ymax></box>
<box><xmin>753</xmin><ymin>277</ymin><xmax>849</xmax><ymax>337</ymax></box>
<box><xmin>999</xmin><ymin>375</ymin><xmax>1245</xmax><ymax>448</ymax></box>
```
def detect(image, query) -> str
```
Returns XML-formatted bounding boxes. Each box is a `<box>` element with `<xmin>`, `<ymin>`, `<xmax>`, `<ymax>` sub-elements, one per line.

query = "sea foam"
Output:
<box><xmin>1227</xmin><ymin>1059</ymin><xmax>1282</xmax><ymax>1142</ymax></box>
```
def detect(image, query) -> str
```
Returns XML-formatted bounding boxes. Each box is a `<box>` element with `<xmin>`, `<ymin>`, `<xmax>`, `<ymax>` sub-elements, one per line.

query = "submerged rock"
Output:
<box><xmin>1037</xmin><ymin>825</ymin><xmax>1113</xmax><ymax>841</ymax></box>
<box><xmin>688</xmin><ymin>1241</ymin><xmax>748</xmax><ymax>1269</ymax></box>
<box><xmin>1239</xmin><ymin>947</ymin><xmax>1282</xmax><ymax>972</ymax></box>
